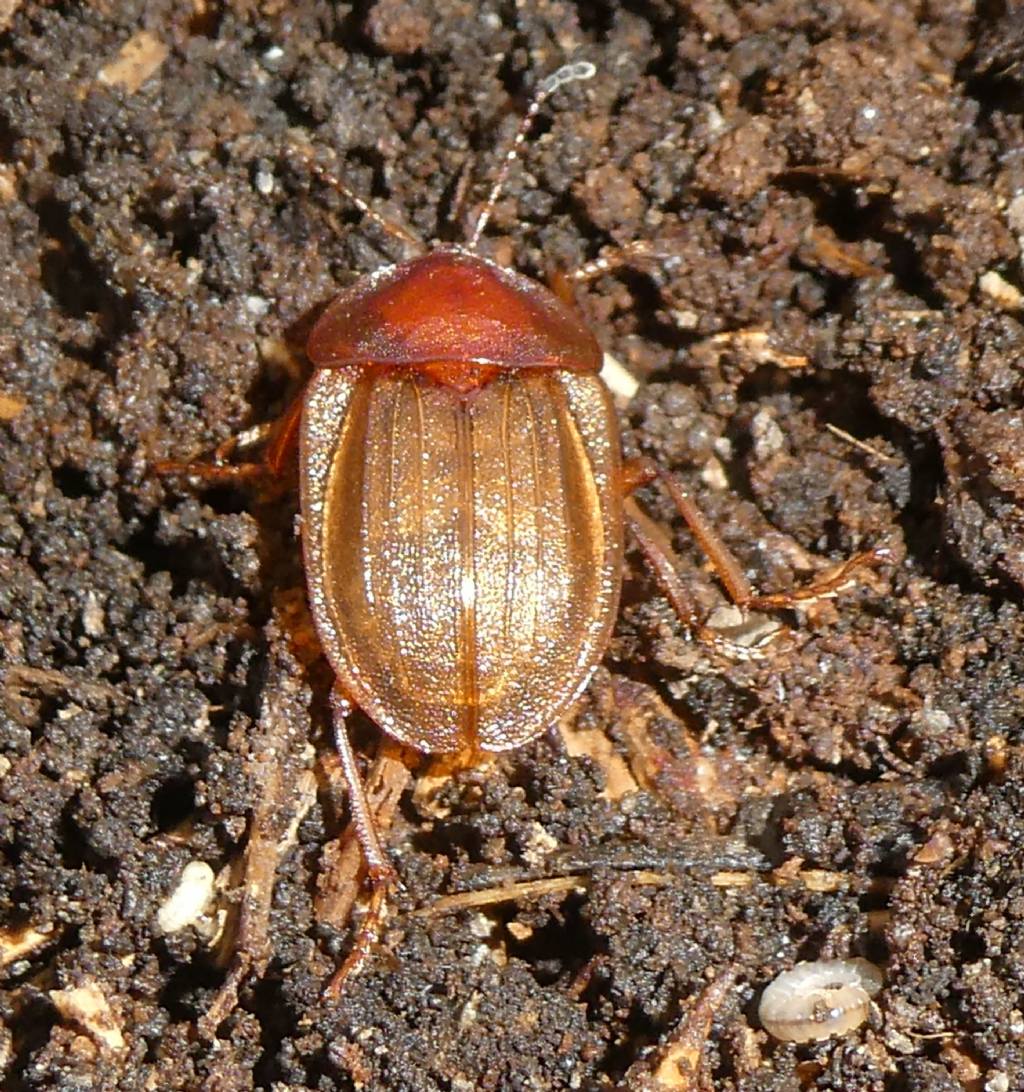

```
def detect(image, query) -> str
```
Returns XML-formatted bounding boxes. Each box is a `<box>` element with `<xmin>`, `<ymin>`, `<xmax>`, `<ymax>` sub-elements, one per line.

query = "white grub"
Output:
<box><xmin>155</xmin><ymin>860</ymin><xmax>216</xmax><ymax>935</ymax></box>
<box><xmin>759</xmin><ymin>958</ymin><xmax>883</xmax><ymax>1042</ymax></box>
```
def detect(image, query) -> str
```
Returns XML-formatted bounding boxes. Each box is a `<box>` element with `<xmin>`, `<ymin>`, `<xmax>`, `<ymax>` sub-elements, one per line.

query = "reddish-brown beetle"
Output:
<box><xmin>163</xmin><ymin>62</ymin><xmax>885</xmax><ymax>994</ymax></box>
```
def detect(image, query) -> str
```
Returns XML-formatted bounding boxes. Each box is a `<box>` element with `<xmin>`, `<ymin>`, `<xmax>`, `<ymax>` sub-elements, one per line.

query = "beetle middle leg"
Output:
<box><xmin>622</xmin><ymin>456</ymin><xmax>889</xmax><ymax>655</ymax></box>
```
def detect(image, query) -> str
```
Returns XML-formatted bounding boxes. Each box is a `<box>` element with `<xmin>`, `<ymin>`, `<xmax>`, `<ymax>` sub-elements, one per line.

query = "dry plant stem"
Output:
<box><xmin>199</xmin><ymin>643</ymin><xmax>310</xmax><ymax>1039</ymax></box>
<box><xmin>414</xmin><ymin>860</ymin><xmax>862</xmax><ymax>918</ymax></box>
<box><xmin>323</xmin><ymin>686</ymin><xmax>401</xmax><ymax>997</ymax></box>
<box><xmin>413</xmin><ymin>871</ymin><xmax>673</xmax><ymax>916</ymax></box>
<box><xmin>823</xmin><ymin>422</ymin><xmax>899</xmax><ymax>466</ymax></box>
<box><xmin>620</xmin><ymin>966</ymin><xmax>739</xmax><ymax>1091</ymax></box>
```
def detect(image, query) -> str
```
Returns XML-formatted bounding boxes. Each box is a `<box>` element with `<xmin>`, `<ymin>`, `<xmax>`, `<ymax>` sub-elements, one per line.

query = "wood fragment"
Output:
<box><xmin>0</xmin><ymin>0</ymin><xmax>22</xmax><ymax>34</ymax></box>
<box><xmin>0</xmin><ymin>922</ymin><xmax>57</xmax><ymax>968</ymax></box>
<box><xmin>620</xmin><ymin>967</ymin><xmax>738</xmax><ymax>1090</ymax></box>
<box><xmin>559</xmin><ymin>714</ymin><xmax>639</xmax><ymax>801</ymax></box>
<box><xmin>4</xmin><ymin>664</ymin><xmax>120</xmax><ymax>704</ymax></box>
<box><xmin>411</xmin><ymin>745</ymin><xmax>490</xmax><ymax>819</ymax></box>
<box><xmin>796</xmin><ymin>869</ymin><xmax>849</xmax><ymax>892</ymax></box>
<box><xmin>770</xmin><ymin>857</ymin><xmax>851</xmax><ymax>892</ymax></box>
<box><xmin>799</xmin><ymin>225</ymin><xmax>885</xmax><ymax>279</ymax></box>
<box><xmin>600</xmin><ymin>351</ymin><xmax>640</xmax><ymax>405</ymax></box>
<box><xmin>0</xmin><ymin>391</ymin><xmax>25</xmax><ymax>419</ymax></box>
<box><xmin>97</xmin><ymin>31</ymin><xmax>170</xmax><ymax>93</ymax></box>
<box><xmin>49</xmin><ymin>980</ymin><xmax>126</xmax><ymax>1055</ymax></box>
<box><xmin>710</xmin><ymin>870</ymin><xmax>754</xmax><ymax>887</ymax></box>
<box><xmin>979</xmin><ymin>269</ymin><xmax>1023</xmax><ymax>311</ymax></box>
<box><xmin>199</xmin><ymin>624</ymin><xmax>312</xmax><ymax>1038</ymax></box>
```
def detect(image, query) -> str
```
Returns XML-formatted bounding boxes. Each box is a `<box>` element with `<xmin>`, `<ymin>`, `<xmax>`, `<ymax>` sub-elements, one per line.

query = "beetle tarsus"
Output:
<box><xmin>567</xmin><ymin>239</ymin><xmax>661</xmax><ymax>286</ymax></box>
<box><xmin>740</xmin><ymin>546</ymin><xmax>891</xmax><ymax>612</ymax></box>
<box><xmin>153</xmin><ymin>392</ymin><xmax>303</xmax><ymax>486</ymax></box>
<box><xmin>152</xmin><ymin>458</ymin><xmax>269</xmax><ymax>484</ymax></box>
<box><xmin>324</xmin><ymin>865</ymin><xmax>396</xmax><ymax>998</ymax></box>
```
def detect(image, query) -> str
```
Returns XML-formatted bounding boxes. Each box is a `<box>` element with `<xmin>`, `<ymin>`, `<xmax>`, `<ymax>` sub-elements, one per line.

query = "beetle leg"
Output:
<box><xmin>622</xmin><ymin>456</ymin><xmax>890</xmax><ymax>653</ymax></box>
<box><xmin>738</xmin><ymin>547</ymin><xmax>892</xmax><ymax>612</ymax></box>
<box><xmin>323</xmin><ymin>685</ymin><xmax>400</xmax><ymax>998</ymax></box>
<box><xmin>547</xmin><ymin>241</ymin><xmax>662</xmax><ymax>306</ymax></box>
<box><xmin>153</xmin><ymin>389</ymin><xmax>304</xmax><ymax>485</ymax></box>
<box><xmin>623</xmin><ymin>495</ymin><xmax>765</xmax><ymax>657</ymax></box>
<box><xmin>565</xmin><ymin>239</ymin><xmax>661</xmax><ymax>287</ymax></box>
<box><xmin>623</xmin><ymin>457</ymin><xmax>756</xmax><ymax>604</ymax></box>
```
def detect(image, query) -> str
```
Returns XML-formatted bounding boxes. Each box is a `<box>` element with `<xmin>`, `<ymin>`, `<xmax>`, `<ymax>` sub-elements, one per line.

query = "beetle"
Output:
<box><xmin>161</xmin><ymin>62</ymin><xmax>886</xmax><ymax>995</ymax></box>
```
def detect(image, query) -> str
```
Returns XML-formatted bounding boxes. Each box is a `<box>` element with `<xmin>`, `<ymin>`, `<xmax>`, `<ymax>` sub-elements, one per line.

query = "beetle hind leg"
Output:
<box><xmin>323</xmin><ymin>686</ymin><xmax>400</xmax><ymax>998</ymax></box>
<box><xmin>323</xmin><ymin>868</ymin><xmax>396</xmax><ymax>997</ymax></box>
<box><xmin>622</xmin><ymin>456</ymin><xmax>890</xmax><ymax>656</ymax></box>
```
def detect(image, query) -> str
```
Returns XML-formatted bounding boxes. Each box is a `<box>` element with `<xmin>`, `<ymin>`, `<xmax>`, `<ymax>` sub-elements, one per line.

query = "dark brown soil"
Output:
<box><xmin>2</xmin><ymin>3</ymin><xmax>1023</xmax><ymax>1090</ymax></box>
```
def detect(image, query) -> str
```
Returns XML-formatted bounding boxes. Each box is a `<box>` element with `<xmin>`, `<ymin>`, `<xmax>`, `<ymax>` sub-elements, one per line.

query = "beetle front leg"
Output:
<box><xmin>622</xmin><ymin>456</ymin><xmax>890</xmax><ymax>654</ymax></box>
<box><xmin>153</xmin><ymin>387</ymin><xmax>304</xmax><ymax>485</ymax></box>
<box><xmin>323</xmin><ymin>685</ymin><xmax>400</xmax><ymax>998</ymax></box>
<box><xmin>547</xmin><ymin>240</ymin><xmax>661</xmax><ymax>307</ymax></box>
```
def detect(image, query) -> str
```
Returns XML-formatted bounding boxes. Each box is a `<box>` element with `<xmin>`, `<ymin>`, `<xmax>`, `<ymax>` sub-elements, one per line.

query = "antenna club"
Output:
<box><xmin>539</xmin><ymin>61</ymin><xmax>597</xmax><ymax>96</ymax></box>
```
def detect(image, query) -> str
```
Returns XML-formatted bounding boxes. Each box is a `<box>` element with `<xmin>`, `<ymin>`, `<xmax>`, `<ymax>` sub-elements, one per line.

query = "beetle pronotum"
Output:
<box><xmin>161</xmin><ymin>62</ymin><xmax>887</xmax><ymax>995</ymax></box>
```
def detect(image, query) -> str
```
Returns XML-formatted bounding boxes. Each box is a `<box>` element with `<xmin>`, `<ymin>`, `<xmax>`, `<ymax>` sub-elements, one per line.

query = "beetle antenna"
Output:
<box><xmin>303</xmin><ymin>156</ymin><xmax>424</xmax><ymax>252</ymax></box>
<box><xmin>467</xmin><ymin>60</ymin><xmax>597</xmax><ymax>250</ymax></box>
